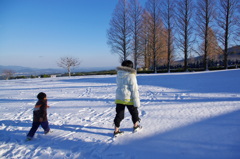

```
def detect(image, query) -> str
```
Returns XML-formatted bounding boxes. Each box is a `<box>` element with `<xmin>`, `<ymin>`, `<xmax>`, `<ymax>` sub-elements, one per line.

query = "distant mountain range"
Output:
<box><xmin>0</xmin><ymin>65</ymin><xmax>115</xmax><ymax>76</ymax></box>
<box><xmin>228</xmin><ymin>45</ymin><xmax>240</xmax><ymax>54</ymax></box>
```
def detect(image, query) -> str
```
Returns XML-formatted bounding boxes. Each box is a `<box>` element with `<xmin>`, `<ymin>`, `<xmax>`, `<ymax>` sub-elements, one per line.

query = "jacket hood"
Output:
<box><xmin>116</xmin><ymin>66</ymin><xmax>136</xmax><ymax>74</ymax></box>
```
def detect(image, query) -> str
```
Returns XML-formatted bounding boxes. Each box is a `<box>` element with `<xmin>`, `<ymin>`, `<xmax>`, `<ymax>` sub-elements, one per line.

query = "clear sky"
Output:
<box><xmin>0</xmin><ymin>0</ymin><xmax>146</xmax><ymax>69</ymax></box>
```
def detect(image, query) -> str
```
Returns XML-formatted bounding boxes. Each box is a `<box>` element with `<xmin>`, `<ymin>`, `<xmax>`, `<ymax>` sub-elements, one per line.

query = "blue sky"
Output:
<box><xmin>0</xmin><ymin>0</ymin><xmax>141</xmax><ymax>69</ymax></box>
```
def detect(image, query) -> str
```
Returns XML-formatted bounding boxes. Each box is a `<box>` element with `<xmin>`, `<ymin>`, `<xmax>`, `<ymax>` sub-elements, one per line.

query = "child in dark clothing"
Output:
<box><xmin>26</xmin><ymin>92</ymin><xmax>50</xmax><ymax>140</ymax></box>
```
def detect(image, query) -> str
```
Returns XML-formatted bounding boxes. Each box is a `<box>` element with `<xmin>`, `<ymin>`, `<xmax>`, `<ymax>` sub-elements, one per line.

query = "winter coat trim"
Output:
<box><xmin>116</xmin><ymin>66</ymin><xmax>136</xmax><ymax>74</ymax></box>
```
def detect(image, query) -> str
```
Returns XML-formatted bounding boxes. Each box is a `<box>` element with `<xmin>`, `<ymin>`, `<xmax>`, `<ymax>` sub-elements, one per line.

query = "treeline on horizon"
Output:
<box><xmin>107</xmin><ymin>0</ymin><xmax>240</xmax><ymax>72</ymax></box>
<box><xmin>3</xmin><ymin>61</ymin><xmax>240</xmax><ymax>80</ymax></box>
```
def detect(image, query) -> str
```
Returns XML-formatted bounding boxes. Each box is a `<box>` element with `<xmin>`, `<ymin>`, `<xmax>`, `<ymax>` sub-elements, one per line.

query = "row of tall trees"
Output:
<box><xmin>107</xmin><ymin>0</ymin><xmax>240</xmax><ymax>72</ymax></box>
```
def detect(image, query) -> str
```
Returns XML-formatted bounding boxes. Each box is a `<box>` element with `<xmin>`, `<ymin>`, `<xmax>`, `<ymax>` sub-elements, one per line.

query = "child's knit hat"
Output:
<box><xmin>37</xmin><ymin>92</ymin><xmax>46</xmax><ymax>100</ymax></box>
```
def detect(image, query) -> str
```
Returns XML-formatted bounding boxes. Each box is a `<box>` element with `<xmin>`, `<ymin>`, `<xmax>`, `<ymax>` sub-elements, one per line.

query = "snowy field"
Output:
<box><xmin>0</xmin><ymin>69</ymin><xmax>240</xmax><ymax>159</ymax></box>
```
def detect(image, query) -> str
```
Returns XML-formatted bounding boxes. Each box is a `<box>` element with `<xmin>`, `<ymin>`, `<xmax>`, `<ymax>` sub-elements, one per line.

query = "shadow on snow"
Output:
<box><xmin>1</xmin><ymin>110</ymin><xmax>240</xmax><ymax>158</ymax></box>
<box><xmin>102</xmin><ymin>109</ymin><xmax>240</xmax><ymax>159</ymax></box>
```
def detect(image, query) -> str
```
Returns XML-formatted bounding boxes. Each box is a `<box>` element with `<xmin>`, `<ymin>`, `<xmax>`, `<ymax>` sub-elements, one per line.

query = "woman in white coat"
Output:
<box><xmin>114</xmin><ymin>60</ymin><xmax>141</xmax><ymax>136</ymax></box>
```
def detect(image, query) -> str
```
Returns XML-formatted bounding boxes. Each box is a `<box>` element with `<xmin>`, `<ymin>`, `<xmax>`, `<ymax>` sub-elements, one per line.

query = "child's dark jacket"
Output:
<box><xmin>33</xmin><ymin>100</ymin><xmax>48</xmax><ymax>122</ymax></box>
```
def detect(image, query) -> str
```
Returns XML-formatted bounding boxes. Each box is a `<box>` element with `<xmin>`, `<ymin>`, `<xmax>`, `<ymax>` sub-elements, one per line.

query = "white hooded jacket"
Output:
<box><xmin>115</xmin><ymin>66</ymin><xmax>140</xmax><ymax>107</ymax></box>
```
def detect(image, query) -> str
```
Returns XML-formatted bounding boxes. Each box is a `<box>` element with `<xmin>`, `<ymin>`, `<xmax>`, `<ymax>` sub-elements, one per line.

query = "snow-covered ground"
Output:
<box><xmin>0</xmin><ymin>69</ymin><xmax>240</xmax><ymax>159</ymax></box>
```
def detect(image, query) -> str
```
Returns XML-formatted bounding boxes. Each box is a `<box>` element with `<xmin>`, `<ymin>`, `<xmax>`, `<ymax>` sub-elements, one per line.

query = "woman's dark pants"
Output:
<box><xmin>114</xmin><ymin>104</ymin><xmax>140</xmax><ymax>128</ymax></box>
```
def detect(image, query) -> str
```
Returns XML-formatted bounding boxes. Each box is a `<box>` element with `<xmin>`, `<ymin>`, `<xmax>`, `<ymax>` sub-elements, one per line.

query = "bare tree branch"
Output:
<box><xmin>107</xmin><ymin>0</ymin><xmax>132</xmax><ymax>62</ymax></box>
<box><xmin>129</xmin><ymin>0</ymin><xmax>144</xmax><ymax>69</ymax></box>
<box><xmin>161</xmin><ymin>0</ymin><xmax>176</xmax><ymax>72</ymax></box>
<box><xmin>196</xmin><ymin>0</ymin><xmax>216</xmax><ymax>70</ymax></box>
<box><xmin>57</xmin><ymin>57</ymin><xmax>81</xmax><ymax>77</ymax></box>
<box><xmin>217</xmin><ymin>0</ymin><xmax>240</xmax><ymax>69</ymax></box>
<box><xmin>176</xmin><ymin>0</ymin><xmax>195</xmax><ymax>72</ymax></box>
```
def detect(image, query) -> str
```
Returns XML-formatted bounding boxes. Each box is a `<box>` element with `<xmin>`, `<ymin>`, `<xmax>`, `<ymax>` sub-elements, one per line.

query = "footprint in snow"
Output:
<box><xmin>140</xmin><ymin>110</ymin><xmax>147</xmax><ymax>117</ymax></box>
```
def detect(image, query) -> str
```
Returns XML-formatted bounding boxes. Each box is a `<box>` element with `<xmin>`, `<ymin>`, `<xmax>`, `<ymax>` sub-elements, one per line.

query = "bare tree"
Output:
<box><xmin>176</xmin><ymin>0</ymin><xmax>195</xmax><ymax>72</ymax></box>
<box><xmin>145</xmin><ymin>0</ymin><xmax>162</xmax><ymax>73</ymax></box>
<box><xmin>129</xmin><ymin>0</ymin><xmax>144</xmax><ymax>69</ymax></box>
<box><xmin>196</xmin><ymin>0</ymin><xmax>216</xmax><ymax>71</ymax></box>
<box><xmin>107</xmin><ymin>0</ymin><xmax>131</xmax><ymax>62</ymax></box>
<box><xmin>161</xmin><ymin>0</ymin><xmax>175</xmax><ymax>73</ymax></box>
<box><xmin>142</xmin><ymin>10</ymin><xmax>152</xmax><ymax>69</ymax></box>
<box><xmin>57</xmin><ymin>57</ymin><xmax>81</xmax><ymax>77</ymax></box>
<box><xmin>237</xmin><ymin>15</ymin><xmax>240</xmax><ymax>44</ymax></box>
<box><xmin>217</xmin><ymin>0</ymin><xmax>240</xmax><ymax>69</ymax></box>
<box><xmin>237</xmin><ymin>5</ymin><xmax>240</xmax><ymax>44</ymax></box>
<box><xmin>3</xmin><ymin>69</ymin><xmax>15</xmax><ymax>80</ymax></box>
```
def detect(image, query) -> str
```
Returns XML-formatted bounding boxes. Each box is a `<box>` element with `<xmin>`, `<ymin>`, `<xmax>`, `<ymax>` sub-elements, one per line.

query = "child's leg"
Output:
<box><xmin>27</xmin><ymin>122</ymin><xmax>41</xmax><ymax>138</ymax></box>
<box><xmin>40</xmin><ymin>121</ymin><xmax>50</xmax><ymax>134</ymax></box>
<box><xmin>127</xmin><ymin>105</ymin><xmax>140</xmax><ymax>126</ymax></box>
<box><xmin>114</xmin><ymin>104</ymin><xmax>125</xmax><ymax>130</ymax></box>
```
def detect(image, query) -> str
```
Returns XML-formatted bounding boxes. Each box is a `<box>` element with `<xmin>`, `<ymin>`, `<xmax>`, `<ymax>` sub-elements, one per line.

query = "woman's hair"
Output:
<box><xmin>121</xmin><ymin>60</ymin><xmax>133</xmax><ymax>68</ymax></box>
<box><xmin>37</xmin><ymin>92</ymin><xmax>46</xmax><ymax>100</ymax></box>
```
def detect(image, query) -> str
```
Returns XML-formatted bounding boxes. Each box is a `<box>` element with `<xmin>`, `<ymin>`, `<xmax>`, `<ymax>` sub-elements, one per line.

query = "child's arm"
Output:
<box><xmin>34</xmin><ymin>104</ymin><xmax>41</xmax><ymax>108</ymax></box>
<box><xmin>46</xmin><ymin>100</ymin><xmax>50</xmax><ymax>108</ymax></box>
<box><xmin>35</xmin><ymin>104</ymin><xmax>49</xmax><ymax>108</ymax></box>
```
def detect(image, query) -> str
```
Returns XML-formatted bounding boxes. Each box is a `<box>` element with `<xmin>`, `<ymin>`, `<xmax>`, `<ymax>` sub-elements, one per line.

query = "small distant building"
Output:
<box><xmin>50</xmin><ymin>75</ymin><xmax>57</xmax><ymax>78</ymax></box>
